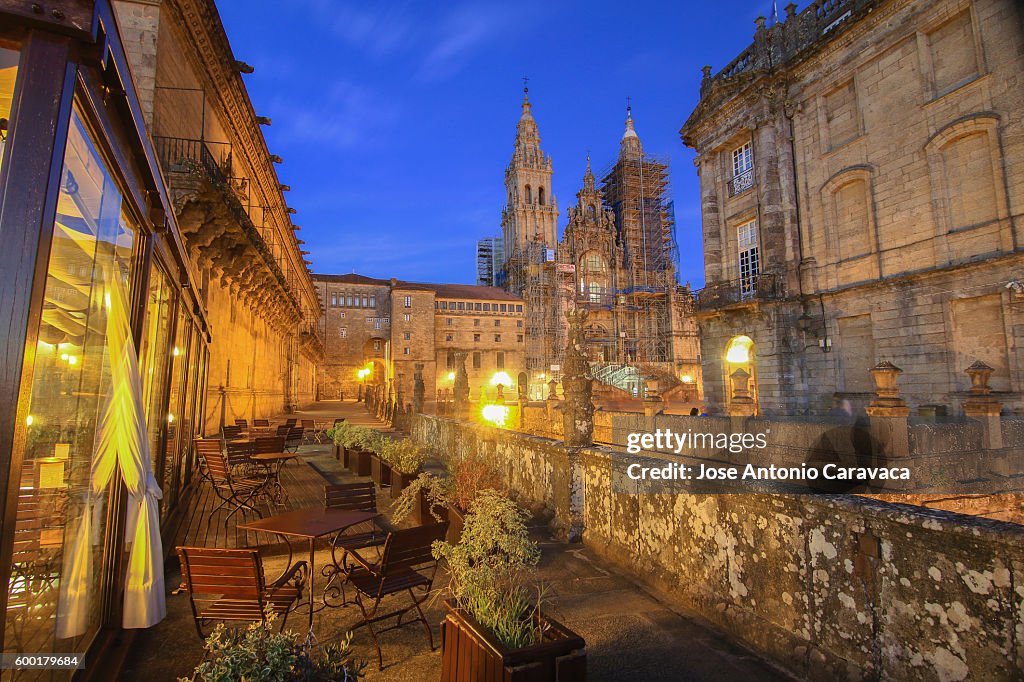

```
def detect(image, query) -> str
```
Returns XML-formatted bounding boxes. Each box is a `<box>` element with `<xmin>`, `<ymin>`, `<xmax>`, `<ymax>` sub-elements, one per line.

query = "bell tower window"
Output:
<box><xmin>525</xmin><ymin>185</ymin><xmax>533</xmax><ymax>204</ymax></box>
<box><xmin>538</xmin><ymin>187</ymin><xmax>546</xmax><ymax>206</ymax></box>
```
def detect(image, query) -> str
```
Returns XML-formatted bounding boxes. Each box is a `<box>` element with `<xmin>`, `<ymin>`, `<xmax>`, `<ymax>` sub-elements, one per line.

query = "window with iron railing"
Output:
<box><xmin>729</xmin><ymin>141</ymin><xmax>755</xmax><ymax>196</ymax></box>
<box><xmin>737</xmin><ymin>219</ymin><xmax>760</xmax><ymax>297</ymax></box>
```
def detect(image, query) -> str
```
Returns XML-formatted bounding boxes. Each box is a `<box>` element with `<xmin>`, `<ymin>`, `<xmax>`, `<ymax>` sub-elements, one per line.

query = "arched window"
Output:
<box><xmin>538</xmin><ymin>187</ymin><xmax>546</xmax><ymax>206</ymax></box>
<box><xmin>587</xmin><ymin>205</ymin><xmax>596</xmax><ymax>220</ymax></box>
<box><xmin>525</xmin><ymin>185</ymin><xmax>533</xmax><ymax>204</ymax></box>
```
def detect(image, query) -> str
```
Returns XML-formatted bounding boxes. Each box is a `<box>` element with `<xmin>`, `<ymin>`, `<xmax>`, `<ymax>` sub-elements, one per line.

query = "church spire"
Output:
<box><xmin>583</xmin><ymin>152</ymin><xmax>595</xmax><ymax>192</ymax></box>
<box><xmin>620</xmin><ymin>101</ymin><xmax>643</xmax><ymax>158</ymax></box>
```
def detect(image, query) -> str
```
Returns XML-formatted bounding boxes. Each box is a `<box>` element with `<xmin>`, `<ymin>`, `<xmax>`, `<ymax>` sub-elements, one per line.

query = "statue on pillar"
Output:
<box><xmin>562</xmin><ymin>307</ymin><xmax>594</xmax><ymax>447</ymax></box>
<box><xmin>413</xmin><ymin>362</ymin><xmax>425</xmax><ymax>414</ymax></box>
<box><xmin>453</xmin><ymin>351</ymin><xmax>470</xmax><ymax>418</ymax></box>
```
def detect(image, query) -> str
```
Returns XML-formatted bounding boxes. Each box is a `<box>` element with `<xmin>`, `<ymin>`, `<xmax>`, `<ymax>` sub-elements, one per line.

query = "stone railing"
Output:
<box><xmin>700</xmin><ymin>0</ymin><xmax>877</xmax><ymax>96</ymax></box>
<box><xmin>410</xmin><ymin>412</ymin><xmax>1024</xmax><ymax>681</ymax></box>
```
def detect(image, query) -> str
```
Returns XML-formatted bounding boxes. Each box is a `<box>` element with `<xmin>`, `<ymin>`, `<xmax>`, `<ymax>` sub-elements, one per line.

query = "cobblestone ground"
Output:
<box><xmin>122</xmin><ymin>400</ymin><xmax>791</xmax><ymax>681</ymax></box>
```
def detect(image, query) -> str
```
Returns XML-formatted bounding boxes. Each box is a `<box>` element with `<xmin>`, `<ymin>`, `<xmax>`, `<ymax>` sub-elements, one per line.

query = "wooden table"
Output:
<box><xmin>251</xmin><ymin>452</ymin><xmax>298</xmax><ymax>505</ymax></box>
<box><xmin>238</xmin><ymin>508</ymin><xmax>381</xmax><ymax>638</ymax></box>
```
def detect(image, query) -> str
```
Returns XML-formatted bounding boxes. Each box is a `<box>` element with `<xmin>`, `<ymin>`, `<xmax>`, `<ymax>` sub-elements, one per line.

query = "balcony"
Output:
<box><xmin>727</xmin><ymin>168</ymin><xmax>754</xmax><ymax>197</ymax></box>
<box><xmin>694</xmin><ymin>272</ymin><xmax>783</xmax><ymax>312</ymax></box>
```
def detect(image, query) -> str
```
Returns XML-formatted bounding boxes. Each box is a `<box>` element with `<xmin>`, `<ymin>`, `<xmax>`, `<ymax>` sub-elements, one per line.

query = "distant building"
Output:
<box><xmin>476</xmin><ymin>236</ymin><xmax>505</xmax><ymax>287</ymax></box>
<box><xmin>681</xmin><ymin>0</ymin><xmax>1024</xmax><ymax>415</ymax></box>
<box><xmin>313</xmin><ymin>274</ymin><xmax>526</xmax><ymax>406</ymax></box>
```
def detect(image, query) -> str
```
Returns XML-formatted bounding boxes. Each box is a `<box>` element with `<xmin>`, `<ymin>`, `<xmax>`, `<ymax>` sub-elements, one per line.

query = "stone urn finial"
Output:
<box><xmin>965</xmin><ymin>361</ymin><xmax>994</xmax><ymax>396</ymax></box>
<box><xmin>730</xmin><ymin>367</ymin><xmax>753</xmax><ymax>401</ymax></box>
<box><xmin>870</xmin><ymin>361</ymin><xmax>903</xmax><ymax>399</ymax></box>
<box><xmin>495</xmin><ymin>383</ymin><xmax>505</xmax><ymax>404</ymax></box>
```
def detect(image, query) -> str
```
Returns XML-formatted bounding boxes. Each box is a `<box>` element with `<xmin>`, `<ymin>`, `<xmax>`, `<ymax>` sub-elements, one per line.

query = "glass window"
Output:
<box><xmin>495</xmin><ymin>320</ymin><xmax>501</xmax><ymax>327</ymax></box>
<box><xmin>474</xmin><ymin>303</ymin><xmax>482</xmax><ymax>311</ymax></box>
<box><xmin>737</xmin><ymin>219</ymin><xmax>760</xmax><ymax>296</ymax></box>
<box><xmin>404</xmin><ymin>296</ymin><xmax>412</xmax><ymax>308</ymax></box>
<box><xmin>497</xmin><ymin>352</ymin><xmax>505</xmax><ymax>369</ymax></box>
<box><xmin>457</xmin><ymin>302</ymin><xmax>464</xmax><ymax>311</ymax></box>
<box><xmin>8</xmin><ymin>108</ymin><xmax>138</xmax><ymax>657</ymax></box>
<box><xmin>161</xmin><ymin>307</ymin><xmax>191</xmax><ymax>517</ymax></box>
<box><xmin>369</xmin><ymin>295</ymin><xmax>376</xmax><ymax>307</ymax></box>
<box><xmin>362</xmin><ymin>294</ymin><xmax>368</xmax><ymax>307</ymax></box>
<box><xmin>347</xmin><ymin>295</ymin><xmax>353</xmax><ymax>307</ymax></box>
<box><xmin>500</xmin><ymin>304</ymin><xmax>507</xmax><ymax>312</ymax></box>
<box><xmin>483</xmin><ymin>303</ymin><xmax>491</xmax><ymax>311</ymax></box>
<box><xmin>474</xmin><ymin>319</ymin><xmax>480</xmax><ymax>327</ymax></box>
<box><xmin>403</xmin><ymin>347</ymin><xmax>410</xmax><ymax>355</ymax></box>
<box><xmin>732</xmin><ymin>141</ymin><xmax>753</xmax><ymax>177</ymax></box>
<box><xmin>495</xmin><ymin>334</ymin><xmax>501</xmax><ymax>342</ymax></box>
<box><xmin>474</xmin><ymin>334</ymin><xmax>480</xmax><ymax>342</ymax></box>
<box><xmin>339</xmin><ymin>327</ymin><xmax>347</xmax><ymax>338</ymax></box>
<box><xmin>140</xmin><ymin>266</ymin><xmax>174</xmax><ymax>476</ymax></box>
<box><xmin>516</xmin><ymin>305</ymin><xmax>523</xmax><ymax>312</ymax></box>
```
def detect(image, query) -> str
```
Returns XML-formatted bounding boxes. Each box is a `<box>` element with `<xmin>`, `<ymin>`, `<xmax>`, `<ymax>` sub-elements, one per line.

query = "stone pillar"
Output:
<box><xmin>547</xmin><ymin>378</ymin><xmax>559</xmax><ymax>400</ymax></box>
<box><xmin>412</xmin><ymin>363</ymin><xmax>425</xmax><ymax>415</ymax></box>
<box><xmin>453</xmin><ymin>351</ymin><xmax>470</xmax><ymax>418</ymax></box>
<box><xmin>866</xmin><ymin>361</ymin><xmax>910</xmax><ymax>460</ymax></box>
<box><xmin>643</xmin><ymin>376</ymin><xmax>664</xmax><ymax>417</ymax></box>
<box><xmin>727</xmin><ymin>368</ymin><xmax>757</xmax><ymax>417</ymax></box>
<box><xmin>562</xmin><ymin>308</ymin><xmax>594</xmax><ymax>448</ymax></box>
<box><xmin>495</xmin><ymin>383</ymin><xmax>506</xmax><ymax>404</ymax></box>
<box><xmin>963</xmin><ymin>361</ymin><xmax>1003</xmax><ymax>450</ymax></box>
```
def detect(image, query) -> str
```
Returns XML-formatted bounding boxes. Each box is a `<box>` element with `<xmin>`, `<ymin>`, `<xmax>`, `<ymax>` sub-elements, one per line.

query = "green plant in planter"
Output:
<box><xmin>391</xmin><ymin>472</ymin><xmax>452</xmax><ymax>524</ymax></box>
<box><xmin>432</xmin><ymin>489</ymin><xmax>542</xmax><ymax>650</ymax></box>
<box><xmin>381</xmin><ymin>437</ymin><xmax>426</xmax><ymax>475</ymax></box>
<box><xmin>329</xmin><ymin>421</ymin><xmax>356</xmax><ymax>449</ymax></box>
<box><xmin>183</xmin><ymin>608</ymin><xmax>365</xmax><ymax>681</ymax></box>
<box><xmin>353</xmin><ymin>428</ymin><xmax>387</xmax><ymax>454</ymax></box>
<box><xmin>451</xmin><ymin>452</ymin><xmax>503</xmax><ymax>512</ymax></box>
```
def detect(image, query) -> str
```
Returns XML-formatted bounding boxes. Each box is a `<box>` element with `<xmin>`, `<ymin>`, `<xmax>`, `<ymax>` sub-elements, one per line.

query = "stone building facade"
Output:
<box><xmin>115</xmin><ymin>0</ymin><xmax>323</xmax><ymax>431</ymax></box>
<box><xmin>681</xmin><ymin>0</ymin><xmax>1024</xmax><ymax>416</ymax></box>
<box><xmin>313</xmin><ymin>274</ymin><xmax>526</xmax><ymax>409</ymax></box>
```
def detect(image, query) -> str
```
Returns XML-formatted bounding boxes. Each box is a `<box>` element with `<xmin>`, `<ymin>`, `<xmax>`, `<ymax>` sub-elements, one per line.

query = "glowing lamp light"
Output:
<box><xmin>25</xmin><ymin>415</ymin><xmax>33</xmax><ymax>427</ymax></box>
<box><xmin>173</xmin><ymin>347</ymin><xmax>180</xmax><ymax>357</ymax></box>
<box><xmin>67</xmin><ymin>355</ymin><xmax>77</xmax><ymax>365</ymax></box>
<box><xmin>490</xmin><ymin>371</ymin><xmax>513</xmax><ymax>387</ymax></box>
<box><xmin>725</xmin><ymin>336</ymin><xmax>754</xmax><ymax>365</ymax></box>
<box><xmin>167</xmin><ymin>413</ymin><xmax>175</xmax><ymax>424</ymax></box>
<box><xmin>681</xmin><ymin>374</ymin><xmax>695</xmax><ymax>384</ymax></box>
<box><xmin>447</xmin><ymin>372</ymin><xmax>456</xmax><ymax>381</ymax></box>
<box><xmin>60</xmin><ymin>353</ymin><xmax>69</xmax><ymax>360</ymax></box>
<box><xmin>482</xmin><ymin>404</ymin><xmax>509</xmax><ymax>427</ymax></box>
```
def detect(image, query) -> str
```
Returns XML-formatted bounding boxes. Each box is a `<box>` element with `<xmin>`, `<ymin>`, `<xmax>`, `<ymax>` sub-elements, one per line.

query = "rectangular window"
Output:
<box><xmin>374</xmin><ymin>319</ymin><xmax>381</xmax><ymax>330</ymax></box>
<box><xmin>494</xmin><ymin>319</ymin><xmax>501</xmax><ymax>327</ymax></box>
<box><xmin>457</xmin><ymin>302</ymin><xmax>465</xmax><ymax>311</ymax></box>
<box><xmin>474</xmin><ymin>333</ymin><xmax>481</xmax><ymax>342</ymax></box>
<box><xmin>516</xmin><ymin>304</ymin><xmax>523</xmax><ymax>312</ymax></box>
<box><xmin>340</xmin><ymin>311</ymin><xmax>346</xmax><ymax>318</ymax></box>
<box><xmin>475</xmin><ymin>303</ymin><xmax>482</xmax><ymax>311</ymax></box>
<box><xmin>732</xmin><ymin>141</ymin><xmax>753</xmax><ymax>177</ymax></box>
<box><xmin>496</xmin><ymin>352</ymin><xmax>505</xmax><ymax>369</ymax></box>
<box><xmin>447</xmin><ymin>318</ymin><xmax>453</xmax><ymax>326</ymax></box>
<box><xmin>484</xmin><ymin>303</ymin><xmax>491</xmax><ymax>311</ymax></box>
<box><xmin>473</xmin><ymin>352</ymin><xmax>482</xmax><ymax>369</ymax></box>
<box><xmin>737</xmin><ymin>219</ymin><xmax>760</xmax><ymax>297</ymax></box>
<box><xmin>495</xmin><ymin>334</ymin><xmax>501</xmax><ymax>342</ymax></box>
<box><xmin>331</xmin><ymin>293</ymin><xmax>337</xmax><ymax>306</ymax></box>
<box><xmin>403</xmin><ymin>331</ymin><xmax>411</xmax><ymax>340</ymax></box>
<box><xmin>440</xmin><ymin>301</ymin><xmax>447</xmax><ymax>309</ymax></box>
<box><xmin>403</xmin><ymin>314</ymin><xmax>411</xmax><ymax>322</ymax></box>
<box><xmin>373</xmin><ymin>340</ymin><xmax>382</xmax><ymax>351</ymax></box>
<box><xmin>517</xmin><ymin>334</ymin><xmax>524</xmax><ymax>342</ymax></box>
<box><xmin>474</xmin><ymin>319</ymin><xmax>480</xmax><ymax>326</ymax></box>
<box><xmin>517</xmin><ymin>320</ymin><xmax>523</xmax><ymax>328</ymax></box>
<box><xmin>369</xmin><ymin>295</ymin><xmax>376</xmax><ymax>307</ymax></box>
<box><xmin>347</xmin><ymin>295</ymin><xmax>354</xmax><ymax>306</ymax></box>
<box><xmin>404</xmin><ymin>295</ymin><xmax>412</xmax><ymax>308</ymax></box>
<box><xmin>500</xmin><ymin>304</ymin><xmax>507</xmax><ymax>312</ymax></box>
<box><xmin>339</xmin><ymin>327</ymin><xmax>348</xmax><ymax>338</ymax></box>
<box><xmin>446</xmin><ymin>334</ymin><xmax>454</xmax><ymax>342</ymax></box>
<box><xmin>362</xmin><ymin>295</ymin><xmax>369</xmax><ymax>307</ymax></box>
<box><xmin>403</xmin><ymin>347</ymin><xmax>410</xmax><ymax>355</ymax></box>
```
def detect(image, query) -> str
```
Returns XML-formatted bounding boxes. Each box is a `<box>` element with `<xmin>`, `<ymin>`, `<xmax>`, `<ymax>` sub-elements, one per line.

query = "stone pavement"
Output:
<box><xmin>121</xmin><ymin>400</ymin><xmax>790</xmax><ymax>681</ymax></box>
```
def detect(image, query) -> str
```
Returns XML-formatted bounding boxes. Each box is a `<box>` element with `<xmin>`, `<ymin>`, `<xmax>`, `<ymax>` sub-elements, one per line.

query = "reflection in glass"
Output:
<box><xmin>7</xmin><ymin>109</ymin><xmax>136</xmax><ymax>671</ymax></box>
<box><xmin>140</xmin><ymin>267</ymin><xmax>174</xmax><ymax>484</ymax></box>
<box><xmin>0</xmin><ymin>46</ymin><xmax>19</xmax><ymax>174</ymax></box>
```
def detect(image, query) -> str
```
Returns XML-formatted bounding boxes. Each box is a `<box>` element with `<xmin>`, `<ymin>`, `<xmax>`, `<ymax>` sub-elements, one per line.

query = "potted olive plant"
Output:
<box><xmin>382</xmin><ymin>438</ymin><xmax>426</xmax><ymax>500</ymax></box>
<box><xmin>433</xmin><ymin>490</ymin><xmax>586</xmax><ymax>682</ymax></box>
<box><xmin>328</xmin><ymin>421</ymin><xmax>354</xmax><ymax>466</ymax></box>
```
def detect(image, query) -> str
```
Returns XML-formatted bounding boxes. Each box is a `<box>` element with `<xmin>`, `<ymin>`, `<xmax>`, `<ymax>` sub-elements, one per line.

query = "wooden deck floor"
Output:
<box><xmin>171</xmin><ymin>446</ymin><xmax>338</xmax><ymax>554</ymax></box>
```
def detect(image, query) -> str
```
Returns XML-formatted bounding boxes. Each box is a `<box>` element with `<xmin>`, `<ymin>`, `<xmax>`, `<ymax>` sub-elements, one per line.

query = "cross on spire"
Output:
<box><xmin>626</xmin><ymin>95</ymin><xmax>632</xmax><ymax>115</ymax></box>
<box><xmin>522</xmin><ymin>75</ymin><xmax>529</xmax><ymax>94</ymax></box>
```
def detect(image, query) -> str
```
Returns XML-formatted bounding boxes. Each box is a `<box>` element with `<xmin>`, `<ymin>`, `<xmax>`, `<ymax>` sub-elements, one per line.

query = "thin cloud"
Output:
<box><xmin>416</xmin><ymin>4</ymin><xmax>516</xmax><ymax>82</ymax></box>
<box><xmin>267</xmin><ymin>79</ymin><xmax>400</xmax><ymax>150</ymax></box>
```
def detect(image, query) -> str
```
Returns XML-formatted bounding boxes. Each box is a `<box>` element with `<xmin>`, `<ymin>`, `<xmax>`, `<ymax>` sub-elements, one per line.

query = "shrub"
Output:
<box><xmin>329</xmin><ymin>421</ymin><xmax>357</xmax><ymax>449</ymax></box>
<box><xmin>390</xmin><ymin>472</ymin><xmax>450</xmax><ymax>524</ymax></box>
<box><xmin>381</xmin><ymin>437</ymin><xmax>426</xmax><ymax>475</ymax></box>
<box><xmin>451</xmin><ymin>452</ymin><xmax>503</xmax><ymax>512</ymax></box>
<box><xmin>432</xmin><ymin>490</ymin><xmax>542</xmax><ymax>650</ymax></box>
<box><xmin>184</xmin><ymin>608</ymin><xmax>365</xmax><ymax>681</ymax></box>
<box><xmin>353</xmin><ymin>428</ymin><xmax>387</xmax><ymax>454</ymax></box>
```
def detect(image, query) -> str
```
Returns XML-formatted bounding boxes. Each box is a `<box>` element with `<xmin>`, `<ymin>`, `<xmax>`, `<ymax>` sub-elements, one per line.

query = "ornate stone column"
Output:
<box><xmin>963</xmin><ymin>361</ymin><xmax>1003</xmax><ymax>450</ymax></box>
<box><xmin>453</xmin><ymin>351</ymin><xmax>470</xmax><ymax>418</ymax></box>
<box><xmin>866</xmin><ymin>361</ymin><xmax>910</xmax><ymax>460</ymax></box>
<box><xmin>562</xmin><ymin>308</ymin><xmax>594</xmax><ymax>448</ymax></box>
<box><xmin>412</xmin><ymin>363</ymin><xmax>425</xmax><ymax>415</ymax></box>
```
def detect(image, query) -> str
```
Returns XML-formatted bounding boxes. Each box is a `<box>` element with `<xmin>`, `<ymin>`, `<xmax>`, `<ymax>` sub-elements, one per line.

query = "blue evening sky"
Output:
<box><xmin>217</xmin><ymin>1</ymin><xmax>785</xmax><ymax>288</ymax></box>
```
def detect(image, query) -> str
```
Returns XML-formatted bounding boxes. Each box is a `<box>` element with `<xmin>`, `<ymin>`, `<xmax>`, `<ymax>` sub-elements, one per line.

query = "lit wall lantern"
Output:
<box><xmin>681</xmin><ymin>374</ymin><xmax>695</xmax><ymax>384</ymax></box>
<box><xmin>725</xmin><ymin>335</ymin><xmax>753</xmax><ymax>364</ymax></box>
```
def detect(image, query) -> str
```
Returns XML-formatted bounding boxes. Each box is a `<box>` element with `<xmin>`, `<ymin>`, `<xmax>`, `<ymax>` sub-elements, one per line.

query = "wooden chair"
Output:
<box><xmin>221</xmin><ymin>424</ymin><xmax>243</xmax><ymax>440</ymax></box>
<box><xmin>253</xmin><ymin>418</ymin><xmax>270</xmax><ymax>428</ymax></box>
<box><xmin>253</xmin><ymin>436</ymin><xmax>286</xmax><ymax>455</ymax></box>
<box><xmin>284</xmin><ymin>418</ymin><xmax>298</xmax><ymax>427</ymax></box>
<box><xmin>275</xmin><ymin>424</ymin><xmax>291</xmax><ymax>437</ymax></box>
<box><xmin>234</xmin><ymin>418</ymin><xmax>249</xmax><ymax>431</ymax></box>
<box><xmin>346</xmin><ymin>523</ymin><xmax>449</xmax><ymax>669</ymax></box>
<box><xmin>195</xmin><ymin>438</ymin><xmax>267</xmax><ymax>525</ymax></box>
<box><xmin>284</xmin><ymin>426</ymin><xmax>304</xmax><ymax>453</ymax></box>
<box><xmin>301</xmin><ymin>419</ymin><xmax>317</xmax><ymax>442</ymax></box>
<box><xmin>176</xmin><ymin>546</ymin><xmax>308</xmax><ymax>639</ymax></box>
<box><xmin>322</xmin><ymin>483</ymin><xmax>387</xmax><ymax>605</ymax></box>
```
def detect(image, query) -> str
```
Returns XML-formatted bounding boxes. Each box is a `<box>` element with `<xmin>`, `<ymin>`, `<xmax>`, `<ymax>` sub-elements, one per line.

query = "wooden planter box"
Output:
<box><xmin>370</xmin><ymin>454</ymin><xmax>392</xmax><ymax>487</ymax></box>
<box><xmin>414</xmin><ymin>488</ymin><xmax>448</xmax><ymax>526</ymax></box>
<box><xmin>441</xmin><ymin>600</ymin><xmax>586</xmax><ymax>682</ymax></box>
<box><xmin>334</xmin><ymin>444</ymin><xmax>342</xmax><ymax>462</ymax></box>
<box><xmin>352</xmin><ymin>449</ymin><xmax>372</xmax><ymax>477</ymax></box>
<box><xmin>446</xmin><ymin>504</ymin><xmax>465</xmax><ymax>545</ymax></box>
<box><xmin>390</xmin><ymin>470</ymin><xmax>418</xmax><ymax>500</ymax></box>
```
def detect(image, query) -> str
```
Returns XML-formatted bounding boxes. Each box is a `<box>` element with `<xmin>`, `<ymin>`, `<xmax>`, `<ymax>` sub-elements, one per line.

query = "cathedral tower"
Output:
<box><xmin>501</xmin><ymin>86</ymin><xmax>558</xmax><ymax>293</ymax></box>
